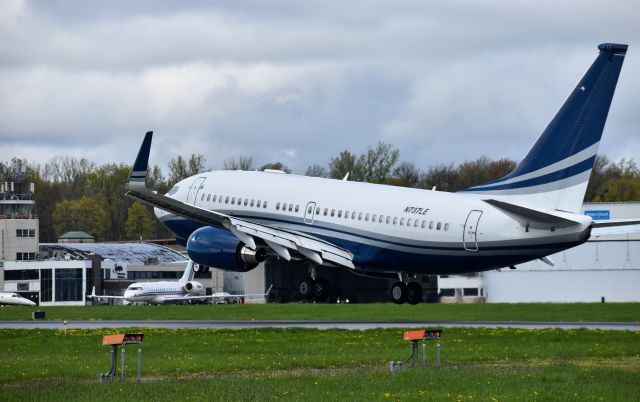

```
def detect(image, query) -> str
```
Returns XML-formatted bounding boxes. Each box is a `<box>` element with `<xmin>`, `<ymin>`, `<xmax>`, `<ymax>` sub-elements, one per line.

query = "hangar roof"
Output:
<box><xmin>40</xmin><ymin>242</ymin><xmax>187</xmax><ymax>265</ymax></box>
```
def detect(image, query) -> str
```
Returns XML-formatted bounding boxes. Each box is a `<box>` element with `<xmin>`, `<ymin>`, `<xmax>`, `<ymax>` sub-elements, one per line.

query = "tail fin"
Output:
<box><xmin>179</xmin><ymin>260</ymin><xmax>197</xmax><ymax>283</ymax></box>
<box><xmin>464</xmin><ymin>43</ymin><xmax>628</xmax><ymax>213</ymax></box>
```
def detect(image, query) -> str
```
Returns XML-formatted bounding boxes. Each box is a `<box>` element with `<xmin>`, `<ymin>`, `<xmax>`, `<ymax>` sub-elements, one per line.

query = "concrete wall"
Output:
<box><xmin>0</xmin><ymin>219</ymin><xmax>38</xmax><ymax>262</ymax></box>
<box><xmin>484</xmin><ymin>269</ymin><xmax>640</xmax><ymax>303</ymax></box>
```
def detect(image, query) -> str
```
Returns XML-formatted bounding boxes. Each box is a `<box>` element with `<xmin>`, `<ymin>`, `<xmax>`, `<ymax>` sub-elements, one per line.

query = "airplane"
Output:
<box><xmin>125</xmin><ymin>43</ymin><xmax>637</xmax><ymax>304</ymax></box>
<box><xmin>0</xmin><ymin>292</ymin><xmax>37</xmax><ymax>306</ymax></box>
<box><xmin>88</xmin><ymin>260</ymin><xmax>271</xmax><ymax>305</ymax></box>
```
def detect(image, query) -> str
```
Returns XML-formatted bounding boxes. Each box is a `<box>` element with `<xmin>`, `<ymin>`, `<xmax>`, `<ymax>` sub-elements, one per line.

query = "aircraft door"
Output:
<box><xmin>304</xmin><ymin>201</ymin><xmax>316</xmax><ymax>224</ymax></box>
<box><xmin>463</xmin><ymin>210</ymin><xmax>483</xmax><ymax>251</ymax></box>
<box><xmin>186</xmin><ymin>177</ymin><xmax>206</xmax><ymax>205</ymax></box>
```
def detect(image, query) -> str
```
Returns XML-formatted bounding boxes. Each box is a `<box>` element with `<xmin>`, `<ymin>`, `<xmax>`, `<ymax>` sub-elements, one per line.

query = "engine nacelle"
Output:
<box><xmin>183</xmin><ymin>281</ymin><xmax>199</xmax><ymax>293</ymax></box>
<box><xmin>187</xmin><ymin>226</ymin><xmax>267</xmax><ymax>272</ymax></box>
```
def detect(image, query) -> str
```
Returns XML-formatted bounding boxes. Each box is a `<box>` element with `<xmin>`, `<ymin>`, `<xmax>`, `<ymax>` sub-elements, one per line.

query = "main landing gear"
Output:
<box><xmin>391</xmin><ymin>276</ymin><xmax>423</xmax><ymax>305</ymax></box>
<box><xmin>297</xmin><ymin>276</ymin><xmax>330</xmax><ymax>302</ymax></box>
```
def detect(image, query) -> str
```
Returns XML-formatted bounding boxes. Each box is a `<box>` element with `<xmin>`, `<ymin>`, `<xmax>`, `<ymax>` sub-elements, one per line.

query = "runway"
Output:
<box><xmin>1</xmin><ymin>320</ymin><xmax>638</xmax><ymax>331</ymax></box>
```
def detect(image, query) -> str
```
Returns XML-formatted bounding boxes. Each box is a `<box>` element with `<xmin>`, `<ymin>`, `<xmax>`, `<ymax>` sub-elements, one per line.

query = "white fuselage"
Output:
<box><xmin>156</xmin><ymin>170</ymin><xmax>592</xmax><ymax>275</ymax></box>
<box><xmin>0</xmin><ymin>292</ymin><xmax>37</xmax><ymax>306</ymax></box>
<box><xmin>123</xmin><ymin>280</ymin><xmax>205</xmax><ymax>304</ymax></box>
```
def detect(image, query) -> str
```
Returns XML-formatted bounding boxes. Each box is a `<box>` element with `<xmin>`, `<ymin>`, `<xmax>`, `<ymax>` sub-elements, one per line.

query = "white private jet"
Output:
<box><xmin>0</xmin><ymin>292</ymin><xmax>37</xmax><ymax>306</ymax></box>
<box><xmin>126</xmin><ymin>43</ymin><xmax>638</xmax><ymax>304</ymax></box>
<box><xmin>89</xmin><ymin>261</ymin><xmax>271</xmax><ymax>305</ymax></box>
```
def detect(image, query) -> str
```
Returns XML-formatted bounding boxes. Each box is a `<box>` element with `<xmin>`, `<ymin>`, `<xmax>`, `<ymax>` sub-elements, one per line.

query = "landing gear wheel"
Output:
<box><xmin>391</xmin><ymin>282</ymin><xmax>407</xmax><ymax>304</ymax></box>
<box><xmin>298</xmin><ymin>276</ymin><xmax>316</xmax><ymax>300</ymax></box>
<box><xmin>314</xmin><ymin>278</ymin><xmax>330</xmax><ymax>302</ymax></box>
<box><xmin>406</xmin><ymin>282</ymin><xmax>423</xmax><ymax>305</ymax></box>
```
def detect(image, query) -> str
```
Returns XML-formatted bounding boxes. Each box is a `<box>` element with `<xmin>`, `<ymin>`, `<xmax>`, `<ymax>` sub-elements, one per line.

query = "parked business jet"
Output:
<box><xmin>126</xmin><ymin>43</ymin><xmax>637</xmax><ymax>304</ymax></box>
<box><xmin>89</xmin><ymin>261</ymin><xmax>270</xmax><ymax>305</ymax></box>
<box><xmin>0</xmin><ymin>292</ymin><xmax>37</xmax><ymax>306</ymax></box>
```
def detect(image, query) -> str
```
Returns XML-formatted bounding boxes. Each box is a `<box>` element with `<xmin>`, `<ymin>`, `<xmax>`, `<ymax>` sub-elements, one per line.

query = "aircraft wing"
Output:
<box><xmin>88</xmin><ymin>286</ymin><xmax>125</xmax><ymax>300</ymax></box>
<box><xmin>165</xmin><ymin>285</ymin><xmax>274</xmax><ymax>302</ymax></box>
<box><xmin>591</xmin><ymin>219</ymin><xmax>640</xmax><ymax>237</ymax></box>
<box><xmin>126</xmin><ymin>132</ymin><xmax>354</xmax><ymax>269</ymax></box>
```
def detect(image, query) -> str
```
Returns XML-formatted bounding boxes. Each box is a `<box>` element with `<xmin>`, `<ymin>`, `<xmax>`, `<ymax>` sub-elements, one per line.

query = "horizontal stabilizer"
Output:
<box><xmin>591</xmin><ymin>219</ymin><xmax>640</xmax><ymax>237</ymax></box>
<box><xmin>484</xmin><ymin>199</ymin><xmax>581</xmax><ymax>228</ymax></box>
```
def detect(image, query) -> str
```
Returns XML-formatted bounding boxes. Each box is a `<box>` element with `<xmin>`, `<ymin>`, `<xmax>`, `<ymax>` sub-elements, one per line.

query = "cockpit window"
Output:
<box><xmin>167</xmin><ymin>185</ymin><xmax>180</xmax><ymax>196</ymax></box>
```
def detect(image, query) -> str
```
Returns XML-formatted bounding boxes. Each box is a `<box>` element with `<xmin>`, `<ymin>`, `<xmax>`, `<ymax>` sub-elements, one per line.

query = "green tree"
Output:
<box><xmin>259</xmin><ymin>162</ymin><xmax>291</xmax><ymax>173</ymax></box>
<box><xmin>392</xmin><ymin>161</ymin><xmax>420</xmax><ymax>188</ymax></box>
<box><xmin>125</xmin><ymin>201</ymin><xmax>156</xmax><ymax>240</ymax></box>
<box><xmin>359</xmin><ymin>142</ymin><xmax>399</xmax><ymax>184</ymax></box>
<box><xmin>168</xmin><ymin>154</ymin><xmax>207</xmax><ymax>186</ymax></box>
<box><xmin>52</xmin><ymin>196</ymin><xmax>109</xmax><ymax>240</ymax></box>
<box><xmin>329</xmin><ymin>150</ymin><xmax>360</xmax><ymax>180</ymax></box>
<box><xmin>305</xmin><ymin>164</ymin><xmax>327</xmax><ymax>177</ymax></box>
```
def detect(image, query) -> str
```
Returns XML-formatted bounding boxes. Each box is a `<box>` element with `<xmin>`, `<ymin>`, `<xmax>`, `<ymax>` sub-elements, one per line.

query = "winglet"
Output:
<box><xmin>90</xmin><ymin>286</ymin><xmax>96</xmax><ymax>298</ymax></box>
<box><xmin>128</xmin><ymin>131</ymin><xmax>153</xmax><ymax>190</ymax></box>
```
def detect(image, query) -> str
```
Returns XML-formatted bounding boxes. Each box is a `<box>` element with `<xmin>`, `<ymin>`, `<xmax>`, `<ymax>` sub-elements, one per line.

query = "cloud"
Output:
<box><xmin>1</xmin><ymin>0</ymin><xmax>639</xmax><ymax>173</ymax></box>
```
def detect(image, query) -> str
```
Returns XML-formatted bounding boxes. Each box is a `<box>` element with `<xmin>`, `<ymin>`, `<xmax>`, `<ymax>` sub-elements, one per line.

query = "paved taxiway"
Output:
<box><xmin>1</xmin><ymin>320</ymin><xmax>638</xmax><ymax>331</ymax></box>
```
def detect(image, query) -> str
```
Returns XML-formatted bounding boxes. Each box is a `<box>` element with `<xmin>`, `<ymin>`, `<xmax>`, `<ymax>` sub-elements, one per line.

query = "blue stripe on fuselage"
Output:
<box><xmin>159</xmin><ymin>214</ymin><xmax>579</xmax><ymax>274</ymax></box>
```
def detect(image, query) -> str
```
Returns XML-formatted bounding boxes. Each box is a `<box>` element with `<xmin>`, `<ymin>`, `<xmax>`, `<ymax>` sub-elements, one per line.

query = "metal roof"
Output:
<box><xmin>40</xmin><ymin>242</ymin><xmax>187</xmax><ymax>265</ymax></box>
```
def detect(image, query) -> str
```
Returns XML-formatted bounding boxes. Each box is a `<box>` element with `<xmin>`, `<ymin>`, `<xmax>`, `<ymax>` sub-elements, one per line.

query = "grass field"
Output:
<box><xmin>1</xmin><ymin>327</ymin><xmax>639</xmax><ymax>401</ymax></box>
<box><xmin>1</xmin><ymin>302</ymin><xmax>639</xmax><ymax>322</ymax></box>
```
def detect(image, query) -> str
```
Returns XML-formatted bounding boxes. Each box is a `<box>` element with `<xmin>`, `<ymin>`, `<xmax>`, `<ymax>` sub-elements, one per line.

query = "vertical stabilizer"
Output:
<box><xmin>179</xmin><ymin>260</ymin><xmax>197</xmax><ymax>283</ymax></box>
<box><xmin>464</xmin><ymin>43</ymin><xmax>627</xmax><ymax>213</ymax></box>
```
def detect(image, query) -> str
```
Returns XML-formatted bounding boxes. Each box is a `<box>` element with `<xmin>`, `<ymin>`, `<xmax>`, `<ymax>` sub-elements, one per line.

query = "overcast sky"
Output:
<box><xmin>1</xmin><ymin>0</ymin><xmax>639</xmax><ymax>174</ymax></box>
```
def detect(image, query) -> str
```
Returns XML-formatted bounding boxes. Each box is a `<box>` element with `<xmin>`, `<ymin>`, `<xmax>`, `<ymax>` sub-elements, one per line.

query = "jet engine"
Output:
<box><xmin>186</xmin><ymin>226</ymin><xmax>267</xmax><ymax>272</ymax></box>
<box><xmin>183</xmin><ymin>281</ymin><xmax>199</xmax><ymax>293</ymax></box>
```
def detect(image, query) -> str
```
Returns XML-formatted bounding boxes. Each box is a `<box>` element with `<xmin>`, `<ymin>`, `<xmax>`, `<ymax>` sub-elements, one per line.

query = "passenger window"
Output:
<box><xmin>282</xmin><ymin>203</ymin><xmax>287</xmax><ymax>211</ymax></box>
<box><xmin>201</xmin><ymin>193</ymin><xmax>205</xmax><ymax>201</ymax></box>
<box><xmin>207</xmin><ymin>194</ymin><xmax>211</xmax><ymax>202</ymax></box>
<box><xmin>238</xmin><ymin>197</ymin><xmax>242</xmax><ymax>205</ymax></box>
<box><xmin>372</xmin><ymin>214</ymin><xmax>377</xmax><ymax>222</ymax></box>
<box><xmin>288</xmin><ymin>204</ymin><xmax>293</xmax><ymax>212</ymax></box>
<box><xmin>316</xmin><ymin>207</ymin><xmax>321</xmax><ymax>215</ymax></box>
<box><xmin>358</xmin><ymin>212</ymin><xmax>363</xmax><ymax>220</ymax></box>
<box><xmin>244</xmin><ymin>199</ymin><xmax>248</xmax><ymax>206</ymax></box>
<box><xmin>414</xmin><ymin>220</ymin><xmax>419</xmax><ymax>228</ymax></box>
<box><xmin>365</xmin><ymin>213</ymin><xmax>370</xmax><ymax>221</ymax></box>
<box><xmin>295</xmin><ymin>205</ymin><xmax>299</xmax><ymax>212</ymax></box>
<box><xmin>276</xmin><ymin>202</ymin><xmax>281</xmax><ymax>210</ymax></box>
<box><xmin>338</xmin><ymin>210</ymin><xmax>342</xmax><ymax>218</ymax></box>
<box><xmin>263</xmin><ymin>201</ymin><xmax>268</xmax><ymax>208</ymax></box>
<box><xmin>429</xmin><ymin>221</ymin><xmax>434</xmax><ymax>229</ymax></box>
<box><xmin>444</xmin><ymin>223</ymin><xmax>450</xmax><ymax>231</ymax></box>
<box><xmin>323</xmin><ymin>208</ymin><xmax>328</xmax><ymax>216</ymax></box>
<box><xmin>345</xmin><ymin>210</ymin><xmax>349</xmax><ymax>218</ymax></box>
<box><xmin>257</xmin><ymin>200</ymin><xmax>261</xmax><ymax>208</ymax></box>
<box><xmin>407</xmin><ymin>218</ymin><xmax>412</xmax><ymax>227</ymax></box>
<box><xmin>307</xmin><ymin>206</ymin><xmax>313</xmax><ymax>214</ymax></box>
<box><xmin>331</xmin><ymin>209</ymin><xmax>335</xmax><ymax>217</ymax></box>
<box><xmin>233</xmin><ymin>197</ymin><xmax>237</xmax><ymax>204</ymax></box>
<box><xmin>225</xmin><ymin>196</ymin><xmax>229</xmax><ymax>204</ymax></box>
<box><xmin>437</xmin><ymin>222</ymin><xmax>442</xmax><ymax>230</ymax></box>
<box><xmin>400</xmin><ymin>218</ymin><xmax>405</xmax><ymax>225</ymax></box>
<box><xmin>352</xmin><ymin>212</ymin><xmax>356</xmax><ymax>219</ymax></box>
<box><xmin>250</xmin><ymin>199</ymin><xmax>254</xmax><ymax>207</ymax></box>
<box><xmin>219</xmin><ymin>195</ymin><xmax>223</xmax><ymax>202</ymax></box>
<box><xmin>213</xmin><ymin>195</ymin><xmax>217</xmax><ymax>202</ymax></box>
<box><xmin>421</xmin><ymin>220</ymin><xmax>426</xmax><ymax>229</ymax></box>
<box><xmin>379</xmin><ymin>215</ymin><xmax>383</xmax><ymax>223</ymax></box>
<box><xmin>393</xmin><ymin>217</ymin><xmax>398</xmax><ymax>225</ymax></box>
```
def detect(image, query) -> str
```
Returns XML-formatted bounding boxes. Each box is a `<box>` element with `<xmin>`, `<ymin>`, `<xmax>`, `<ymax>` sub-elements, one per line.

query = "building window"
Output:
<box><xmin>55</xmin><ymin>268</ymin><xmax>83</xmax><ymax>302</ymax></box>
<box><xmin>4</xmin><ymin>269</ymin><xmax>39</xmax><ymax>280</ymax></box>
<box><xmin>440</xmin><ymin>288</ymin><xmax>455</xmax><ymax>297</ymax></box>
<box><xmin>463</xmin><ymin>288</ymin><xmax>479</xmax><ymax>296</ymax></box>
<box><xmin>41</xmin><ymin>269</ymin><xmax>52</xmax><ymax>302</ymax></box>
<box><xmin>16</xmin><ymin>229</ymin><xmax>36</xmax><ymax>238</ymax></box>
<box><xmin>16</xmin><ymin>252</ymin><xmax>36</xmax><ymax>261</ymax></box>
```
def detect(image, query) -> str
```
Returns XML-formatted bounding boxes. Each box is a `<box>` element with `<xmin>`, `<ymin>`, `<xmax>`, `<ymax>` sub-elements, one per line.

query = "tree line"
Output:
<box><xmin>2</xmin><ymin>144</ymin><xmax>639</xmax><ymax>243</ymax></box>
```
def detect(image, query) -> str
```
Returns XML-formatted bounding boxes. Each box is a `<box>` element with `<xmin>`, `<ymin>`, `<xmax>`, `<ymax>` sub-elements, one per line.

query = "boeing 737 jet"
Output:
<box><xmin>126</xmin><ymin>43</ymin><xmax>637</xmax><ymax>304</ymax></box>
<box><xmin>89</xmin><ymin>261</ymin><xmax>270</xmax><ymax>305</ymax></box>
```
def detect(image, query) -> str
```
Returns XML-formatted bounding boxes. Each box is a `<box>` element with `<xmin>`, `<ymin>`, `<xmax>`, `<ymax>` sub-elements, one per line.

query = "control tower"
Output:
<box><xmin>0</xmin><ymin>160</ymin><xmax>38</xmax><ymax>264</ymax></box>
